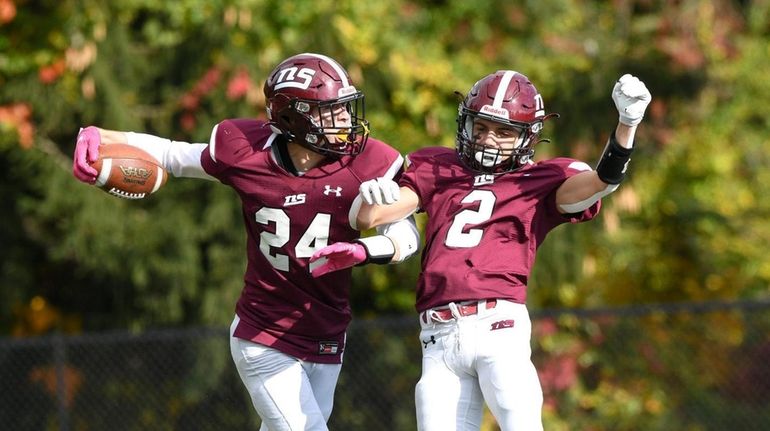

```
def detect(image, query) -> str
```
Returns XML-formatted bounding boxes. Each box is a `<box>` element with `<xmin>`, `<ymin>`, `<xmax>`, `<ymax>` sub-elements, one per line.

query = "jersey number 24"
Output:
<box><xmin>255</xmin><ymin>207</ymin><xmax>330</xmax><ymax>271</ymax></box>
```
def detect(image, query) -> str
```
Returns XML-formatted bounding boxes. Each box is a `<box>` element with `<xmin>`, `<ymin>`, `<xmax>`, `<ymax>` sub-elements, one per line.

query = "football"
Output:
<box><xmin>90</xmin><ymin>144</ymin><xmax>168</xmax><ymax>200</ymax></box>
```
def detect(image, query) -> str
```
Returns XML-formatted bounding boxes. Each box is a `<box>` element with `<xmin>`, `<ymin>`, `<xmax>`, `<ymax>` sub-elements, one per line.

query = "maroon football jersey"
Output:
<box><xmin>201</xmin><ymin>119</ymin><xmax>402</xmax><ymax>363</ymax></box>
<box><xmin>400</xmin><ymin>147</ymin><xmax>600</xmax><ymax>312</ymax></box>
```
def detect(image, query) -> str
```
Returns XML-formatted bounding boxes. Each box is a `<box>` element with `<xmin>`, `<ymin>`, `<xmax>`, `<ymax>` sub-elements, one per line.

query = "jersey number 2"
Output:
<box><xmin>445</xmin><ymin>190</ymin><xmax>496</xmax><ymax>248</ymax></box>
<box><xmin>255</xmin><ymin>207</ymin><xmax>330</xmax><ymax>271</ymax></box>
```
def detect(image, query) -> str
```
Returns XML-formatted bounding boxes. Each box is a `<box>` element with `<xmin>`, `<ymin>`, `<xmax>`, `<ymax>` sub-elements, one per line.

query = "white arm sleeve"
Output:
<box><xmin>377</xmin><ymin>215</ymin><xmax>420</xmax><ymax>263</ymax></box>
<box><xmin>125</xmin><ymin>132</ymin><xmax>216</xmax><ymax>180</ymax></box>
<box><xmin>558</xmin><ymin>183</ymin><xmax>619</xmax><ymax>213</ymax></box>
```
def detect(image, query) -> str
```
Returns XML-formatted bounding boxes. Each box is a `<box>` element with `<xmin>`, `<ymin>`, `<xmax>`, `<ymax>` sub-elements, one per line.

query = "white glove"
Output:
<box><xmin>612</xmin><ymin>74</ymin><xmax>652</xmax><ymax>127</ymax></box>
<box><xmin>359</xmin><ymin>177</ymin><xmax>400</xmax><ymax>205</ymax></box>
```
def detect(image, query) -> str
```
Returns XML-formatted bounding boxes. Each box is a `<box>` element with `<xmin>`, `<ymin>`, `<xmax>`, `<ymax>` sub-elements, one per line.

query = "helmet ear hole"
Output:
<box><xmin>274</xmin><ymin>108</ymin><xmax>313</xmax><ymax>143</ymax></box>
<box><xmin>463</xmin><ymin>116</ymin><xmax>474</xmax><ymax>140</ymax></box>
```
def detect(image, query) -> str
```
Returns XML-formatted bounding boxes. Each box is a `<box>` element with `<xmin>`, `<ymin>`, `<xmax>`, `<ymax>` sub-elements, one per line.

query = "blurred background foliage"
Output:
<box><xmin>2</xmin><ymin>0</ymin><xmax>770</xmax><ymax>428</ymax></box>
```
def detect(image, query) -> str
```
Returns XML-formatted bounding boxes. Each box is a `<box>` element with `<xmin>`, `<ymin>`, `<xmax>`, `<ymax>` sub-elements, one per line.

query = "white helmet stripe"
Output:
<box><xmin>303</xmin><ymin>53</ymin><xmax>350</xmax><ymax>88</ymax></box>
<box><xmin>493</xmin><ymin>70</ymin><xmax>518</xmax><ymax>108</ymax></box>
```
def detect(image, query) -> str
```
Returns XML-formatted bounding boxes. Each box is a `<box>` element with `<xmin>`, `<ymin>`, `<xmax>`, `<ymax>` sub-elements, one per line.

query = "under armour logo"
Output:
<box><xmin>473</xmin><ymin>174</ymin><xmax>495</xmax><ymax>186</ymax></box>
<box><xmin>490</xmin><ymin>320</ymin><xmax>515</xmax><ymax>331</ymax></box>
<box><xmin>323</xmin><ymin>185</ymin><xmax>342</xmax><ymax>196</ymax></box>
<box><xmin>422</xmin><ymin>335</ymin><xmax>436</xmax><ymax>348</ymax></box>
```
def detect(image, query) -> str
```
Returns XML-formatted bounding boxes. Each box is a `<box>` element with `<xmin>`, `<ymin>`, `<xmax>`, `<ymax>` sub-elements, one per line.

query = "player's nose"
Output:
<box><xmin>479</xmin><ymin>132</ymin><xmax>502</xmax><ymax>147</ymax></box>
<box><xmin>336</xmin><ymin>109</ymin><xmax>351</xmax><ymax>125</ymax></box>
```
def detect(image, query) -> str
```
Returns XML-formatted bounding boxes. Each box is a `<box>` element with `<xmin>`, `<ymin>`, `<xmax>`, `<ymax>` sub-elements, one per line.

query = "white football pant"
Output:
<box><xmin>415</xmin><ymin>300</ymin><xmax>543</xmax><ymax>431</ymax></box>
<box><xmin>230</xmin><ymin>316</ymin><xmax>342</xmax><ymax>431</ymax></box>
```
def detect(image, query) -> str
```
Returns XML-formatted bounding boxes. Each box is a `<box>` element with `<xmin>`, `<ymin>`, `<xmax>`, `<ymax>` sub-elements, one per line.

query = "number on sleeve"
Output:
<box><xmin>445</xmin><ymin>190</ymin><xmax>496</xmax><ymax>248</ymax></box>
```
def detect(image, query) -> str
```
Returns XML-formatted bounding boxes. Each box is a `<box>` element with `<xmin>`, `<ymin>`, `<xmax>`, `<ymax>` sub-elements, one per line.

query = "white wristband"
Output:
<box><xmin>379</xmin><ymin>216</ymin><xmax>420</xmax><ymax>263</ymax></box>
<box><xmin>355</xmin><ymin>235</ymin><xmax>396</xmax><ymax>265</ymax></box>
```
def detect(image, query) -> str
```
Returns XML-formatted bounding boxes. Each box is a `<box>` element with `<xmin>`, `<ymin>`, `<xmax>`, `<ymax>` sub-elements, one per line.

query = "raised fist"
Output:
<box><xmin>359</xmin><ymin>177</ymin><xmax>400</xmax><ymax>205</ymax></box>
<box><xmin>612</xmin><ymin>74</ymin><xmax>651</xmax><ymax>127</ymax></box>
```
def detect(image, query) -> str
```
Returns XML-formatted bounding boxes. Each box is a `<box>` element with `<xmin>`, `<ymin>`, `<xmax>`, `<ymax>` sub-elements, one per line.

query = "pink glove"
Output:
<box><xmin>72</xmin><ymin>126</ymin><xmax>102</xmax><ymax>183</ymax></box>
<box><xmin>310</xmin><ymin>242</ymin><xmax>367</xmax><ymax>278</ymax></box>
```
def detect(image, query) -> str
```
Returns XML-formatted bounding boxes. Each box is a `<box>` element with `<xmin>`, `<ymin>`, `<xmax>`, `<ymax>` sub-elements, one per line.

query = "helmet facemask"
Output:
<box><xmin>268</xmin><ymin>92</ymin><xmax>369</xmax><ymax>157</ymax></box>
<box><xmin>456</xmin><ymin>108</ymin><xmax>543</xmax><ymax>174</ymax></box>
<box><xmin>454</xmin><ymin>70</ymin><xmax>556</xmax><ymax>174</ymax></box>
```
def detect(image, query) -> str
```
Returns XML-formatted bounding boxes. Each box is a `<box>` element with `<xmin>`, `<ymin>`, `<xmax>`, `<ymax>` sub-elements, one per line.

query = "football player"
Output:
<box><xmin>310</xmin><ymin>71</ymin><xmax>651</xmax><ymax>430</ymax></box>
<box><xmin>72</xmin><ymin>53</ymin><xmax>419</xmax><ymax>431</ymax></box>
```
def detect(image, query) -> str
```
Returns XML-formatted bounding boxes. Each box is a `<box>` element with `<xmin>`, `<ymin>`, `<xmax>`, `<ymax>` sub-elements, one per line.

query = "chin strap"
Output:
<box><xmin>272</xmin><ymin>136</ymin><xmax>300</xmax><ymax>176</ymax></box>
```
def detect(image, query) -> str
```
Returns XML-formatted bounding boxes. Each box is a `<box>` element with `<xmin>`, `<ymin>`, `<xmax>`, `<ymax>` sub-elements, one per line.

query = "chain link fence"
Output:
<box><xmin>2</xmin><ymin>300</ymin><xmax>769</xmax><ymax>430</ymax></box>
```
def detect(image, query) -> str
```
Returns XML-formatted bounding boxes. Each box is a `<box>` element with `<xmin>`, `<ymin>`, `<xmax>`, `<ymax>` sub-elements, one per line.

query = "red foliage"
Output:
<box><xmin>179</xmin><ymin>66</ymin><xmax>222</xmax><ymax>110</ymax></box>
<box><xmin>727</xmin><ymin>340</ymin><xmax>770</xmax><ymax>404</ymax></box>
<box><xmin>179</xmin><ymin>93</ymin><xmax>199</xmax><ymax>110</ymax></box>
<box><xmin>178</xmin><ymin>66</ymin><xmax>222</xmax><ymax>130</ymax></box>
<box><xmin>227</xmin><ymin>67</ymin><xmax>253</xmax><ymax>100</ymax></box>
<box><xmin>540</xmin><ymin>348</ymin><xmax>582</xmax><ymax>412</ymax></box>
<box><xmin>654</xmin><ymin>3</ymin><xmax>743</xmax><ymax>71</ymax></box>
<box><xmin>195</xmin><ymin>66</ymin><xmax>222</xmax><ymax>96</ymax></box>
<box><xmin>0</xmin><ymin>0</ymin><xmax>16</xmax><ymax>24</ymax></box>
<box><xmin>180</xmin><ymin>112</ymin><xmax>196</xmax><ymax>132</ymax></box>
<box><xmin>0</xmin><ymin>103</ymin><xmax>35</xmax><ymax>148</ymax></box>
<box><xmin>638</xmin><ymin>341</ymin><xmax>667</xmax><ymax>374</ymax></box>
<box><xmin>539</xmin><ymin>353</ymin><xmax>580</xmax><ymax>392</ymax></box>
<box><xmin>29</xmin><ymin>365</ymin><xmax>83</xmax><ymax>408</ymax></box>
<box><xmin>38</xmin><ymin>58</ymin><xmax>66</xmax><ymax>84</ymax></box>
<box><xmin>535</xmin><ymin>317</ymin><xmax>558</xmax><ymax>337</ymax></box>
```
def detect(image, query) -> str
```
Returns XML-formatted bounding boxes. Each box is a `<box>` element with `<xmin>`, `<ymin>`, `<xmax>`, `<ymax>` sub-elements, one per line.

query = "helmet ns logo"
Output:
<box><xmin>271</xmin><ymin>67</ymin><xmax>316</xmax><ymax>91</ymax></box>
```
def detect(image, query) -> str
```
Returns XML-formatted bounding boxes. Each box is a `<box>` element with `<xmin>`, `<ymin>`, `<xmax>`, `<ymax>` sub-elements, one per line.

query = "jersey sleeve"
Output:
<box><xmin>347</xmin><ymin>138</ymin><xmax>405</xmax><ymax>230</ymax></box>
<box><xmin>353</xmin><ymin>138</ymin><xmax>404</xmax><ymax>182</ymax></box>
<box><xmin>200</xmin><ymin>119</ymin><xmax>270</xmax><ymax>181</ymax></box>
<box><xmin>542</xmin><ymin>157</ymin><xmax>601</xmax><ymax>225</ymax></box>
<box><xmin>399</xmin><ymin>148</ymin><xmax>445</xmax><ymax>210</ymax></box>
<box><xmin>354</xmin><ymin>139</ymin><xmax>419</xmax><ymax>261</ymax></box>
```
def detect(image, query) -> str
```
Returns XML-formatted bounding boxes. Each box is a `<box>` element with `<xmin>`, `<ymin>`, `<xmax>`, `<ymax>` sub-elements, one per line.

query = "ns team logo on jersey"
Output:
<box><xmin>284</xmin><ymin>193</ymin><xmax>307</xmax><ymax>206</ymax></box>
<box><xmin>474</xmin><ymin>174</ymin><xmax>495</xmax><ymax>186</ymax></box>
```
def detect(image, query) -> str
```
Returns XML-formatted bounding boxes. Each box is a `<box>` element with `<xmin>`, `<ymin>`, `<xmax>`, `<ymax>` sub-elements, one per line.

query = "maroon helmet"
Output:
<box><xmin>456</xmin><ymin>70</ymin><xmax>557</xmax><ymax>174</ymax></box>
<box><xmin>264</xmin><ymin>53</ymin><xmax>369</xmax><ymax>157</ymax></box>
